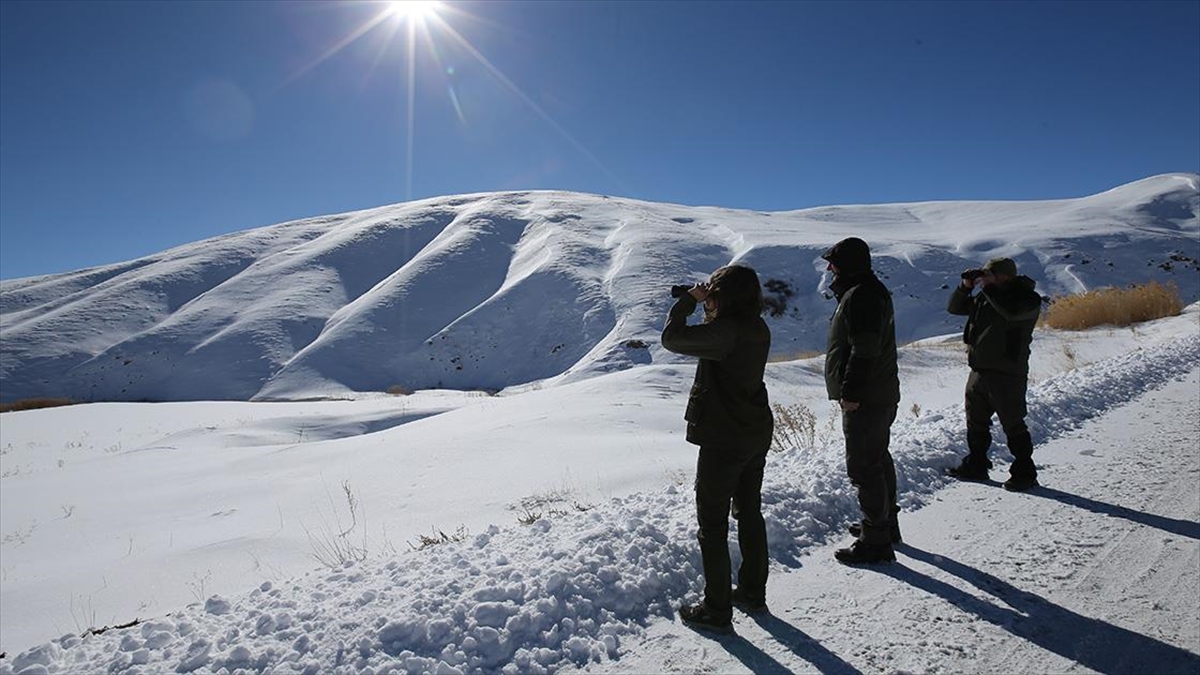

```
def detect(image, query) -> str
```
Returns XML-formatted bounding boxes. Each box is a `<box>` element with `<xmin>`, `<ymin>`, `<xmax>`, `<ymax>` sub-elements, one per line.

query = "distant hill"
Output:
<box><xmin>2</xmin><ymin>173</ymin><xmax>1197</xmax><ymax>403</ymax></box>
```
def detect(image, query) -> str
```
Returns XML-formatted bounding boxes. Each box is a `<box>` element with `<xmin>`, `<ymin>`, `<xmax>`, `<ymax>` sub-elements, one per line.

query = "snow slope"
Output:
<box><xmin>2</xmin><ymin>174</ymin><xmax>1197</xmax><ymax>403</ymax></box>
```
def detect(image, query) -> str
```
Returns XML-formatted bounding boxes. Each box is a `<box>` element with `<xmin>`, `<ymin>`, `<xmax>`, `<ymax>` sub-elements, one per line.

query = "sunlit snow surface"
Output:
<box><xmin>1</xmin><ymin>175</ymin><xmax>1197</xmax><ymax>672</ymax></box>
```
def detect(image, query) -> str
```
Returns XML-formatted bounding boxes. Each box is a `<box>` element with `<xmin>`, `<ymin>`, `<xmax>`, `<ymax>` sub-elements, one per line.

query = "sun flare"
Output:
<box><xmin>275</xmin><ymin>0</ymin><xmax>615</xmax><ymax>202</ymax></box>
<box><xmin>387</xmin><ymin>0</ymin><xmax>441</xmax><ymax>21</ymax></box>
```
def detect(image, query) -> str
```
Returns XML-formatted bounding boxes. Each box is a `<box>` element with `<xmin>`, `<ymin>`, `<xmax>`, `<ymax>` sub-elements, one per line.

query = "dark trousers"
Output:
<box><xmin>964</xmin><ymin>369</ymin><xmax>1036</xmax><ymax>479</ymax></box>
<box><xmin>843</xmin><ymin>403</ymin><xmax>899</xmax><ymax>546</ymax></box>
<box><xmin>695</xmin><ymin>446</ymin><xmax>769</xmax><ymax>619</ymax></box>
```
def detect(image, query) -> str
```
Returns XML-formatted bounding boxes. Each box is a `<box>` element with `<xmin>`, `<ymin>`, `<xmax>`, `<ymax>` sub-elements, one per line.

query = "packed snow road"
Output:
<box><xmin>577</xmin><ymin>367</ymin><xmax>1200</xmax><ymax>675</ymax></box>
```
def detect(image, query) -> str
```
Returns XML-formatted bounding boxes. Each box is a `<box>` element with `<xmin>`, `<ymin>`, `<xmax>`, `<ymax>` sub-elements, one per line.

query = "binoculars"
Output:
<box><xmin>961</xmin><ymin>269</ymin><xmax>987</xmax><ymax>281</ymax></box>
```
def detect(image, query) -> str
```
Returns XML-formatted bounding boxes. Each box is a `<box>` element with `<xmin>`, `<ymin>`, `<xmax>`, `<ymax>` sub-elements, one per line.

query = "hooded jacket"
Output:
<box><xmin>822</xmin><ymin>238</ymin><xmax>901</xmax><ymax>406</ymax></box>
<box><xmin>947</xmin><ymin>276</ymin><xmax>1043</xmax><ymax>376</ymax></box>
<box><xmin>661</xmin><ymin>295</ymin><xmax>773</xmax><ymax>450</ymax></box>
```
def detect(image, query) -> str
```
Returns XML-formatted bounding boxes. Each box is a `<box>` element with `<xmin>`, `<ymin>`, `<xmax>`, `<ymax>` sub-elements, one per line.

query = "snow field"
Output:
<box><xmin>4</xmin><ymin>322</ymin><xmax>1196</xmax><ymax>674</ymax></box>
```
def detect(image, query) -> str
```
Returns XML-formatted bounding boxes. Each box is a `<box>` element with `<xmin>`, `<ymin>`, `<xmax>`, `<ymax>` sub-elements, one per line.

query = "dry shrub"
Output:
<box><xmin>386</xmin><ymin>384</ymin><xmax>412</xmax><ymax>396</ymax></box>
<box><xmin>0</xmin><ymin>397</ymin><xmax>76</xmax><ymax>413</ymax></box>
<box><xmin>770</xmin><ymin>402</ymin><xmax>816</xmax><ymax>453</ymax></box>
<box><xmin>1041</xmin><ymin>281</ymin><xmax>1183</xmax><ymax>330</ymax></box>
<box><xmin>407</xmin><ymin>526</ymin><xmax>468</xmax><ymax>551</ymax></box>
<box><xmin>304</xmin><ymin>480</ymin><xmax>369</xmax><ymax>568</ymax></box>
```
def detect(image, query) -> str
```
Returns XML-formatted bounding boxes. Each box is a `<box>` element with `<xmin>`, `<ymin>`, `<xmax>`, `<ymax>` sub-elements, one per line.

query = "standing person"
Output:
<box><xmin>822</xmin><ymin>237</ymin><xmax>902</xmax><ymax>565</ymax></box>
<box><xmin>662</xmin><ymin>264</ymin><xmax>774</xmax><ymax>633</ymax></box>
<box><xmin>946</xmin><ymin>257</ymin><xmax>1043</xmax><ymax>491</ymax></box>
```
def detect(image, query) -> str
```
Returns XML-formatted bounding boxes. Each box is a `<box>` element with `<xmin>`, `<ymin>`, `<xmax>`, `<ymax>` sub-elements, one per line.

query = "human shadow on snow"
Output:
<box><xmin>694</xmin><ymin>630</ymin><xmax>789</xmax><ymax>674</ymax></box>
<box><xmin>699</xmin><ymin>616</ymin><xmax>862</xmax><ymax>675</ymax></box>
<box><xmin>1022</xmin><ymin>486</ymin><xmax>1200</xmax><ymax>541</ymax></box>
<box><xmin>748</xmin><ymin>613</ymin><xmax>864</xmax><ymax>675</ymax></box>
<box><xmin>877</xmin><ymin>544</ymin><xmax>1200</xmax><ymax>675</ymax></box>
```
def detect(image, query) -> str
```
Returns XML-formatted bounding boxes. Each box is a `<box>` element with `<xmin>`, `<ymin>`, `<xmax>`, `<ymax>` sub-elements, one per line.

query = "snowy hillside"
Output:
<box><xmin>2</xmin><ymin>173</ymin><xmax>1197</xmax><ymax>403</ymax></box>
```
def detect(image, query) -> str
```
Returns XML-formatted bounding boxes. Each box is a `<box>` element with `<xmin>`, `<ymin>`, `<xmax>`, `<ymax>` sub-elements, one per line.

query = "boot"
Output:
<box><xmin>847</xmin><ymin>521</ymin><xmax>902</xmax><ymax>544</ymax></box>
<box><xmin>1007</xmin><ymin>431</ymin><xmax>1038</xmax><ymax>487</ymax></box>
<box><xmin>678</xmin><ymin>602</ymin><xmax>733</xmax><ymax>634</ymax></box>
<box><xmin>834</xmin><ymin>540</ymin><xmax>895</xmax><ymax>565</ymax></box>
<box><xmin>731</xmin><ymin>587</ymin><xmax>768</xmax><ymax>614</ymax></box>
<box><xmin>946</xmin><ymin>454</ymin><xmax>992</xmax><ymax>481</ymax></box>
<box><xmin>1003</xmin><ymin>474</ymin><xmax>1039</xmax><ymax>492</ymax></box>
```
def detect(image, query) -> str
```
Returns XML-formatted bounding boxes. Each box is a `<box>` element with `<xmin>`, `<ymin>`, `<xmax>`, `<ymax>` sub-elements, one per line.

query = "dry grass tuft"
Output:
<box><xmin>407</xmin><ymin>526</ymin><xmax>468</xmax><ymax>551</ymax></box>
<box><xmin>770</xmin><ymin>402</ymin><xmax>817</xmax><ymax>453</ymax></box>
<box><xmin>0</xmin><ymin>397</ymin><xmax>76</xmax><ymax>413</ymax></box>
<box><xmin>1041</xmin><ymin>281</ymin><xmax>1183</xmax><ymax>330</ymax></box>
<box><xmin>768</xmin><ymin>349</ymin><xmax>822</xmax><ymax>363</ymax></box>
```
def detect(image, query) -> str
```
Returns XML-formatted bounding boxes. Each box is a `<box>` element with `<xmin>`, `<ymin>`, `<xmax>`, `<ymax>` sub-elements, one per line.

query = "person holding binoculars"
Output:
<box><xmin>661</xmin><ymin>265</ymin><xmax>774</xmax><ymax>633</ymax></box>
<box><xmin>946</xmin><ymin>257</ymin><xmax>1044</xmax><ymax>491</ymax></box>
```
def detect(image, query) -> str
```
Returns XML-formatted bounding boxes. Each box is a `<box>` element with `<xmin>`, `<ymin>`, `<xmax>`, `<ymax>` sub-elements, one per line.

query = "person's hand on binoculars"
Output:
<box><xmin>688</xmin><ymin>283</ymin><xmax>711</xmax><ymax>302</ymax></box>
<box><xmin>960</xmin><ymin>269</ymin><xmax>991</xmax><ymax>289</ymax></box>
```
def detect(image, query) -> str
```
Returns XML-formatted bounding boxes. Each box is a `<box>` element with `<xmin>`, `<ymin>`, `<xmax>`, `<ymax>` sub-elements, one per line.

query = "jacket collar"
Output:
<box><xmin>830</xmin><ymin>270</ymin><xmax>874</xmax><ymax>300</ymax></box>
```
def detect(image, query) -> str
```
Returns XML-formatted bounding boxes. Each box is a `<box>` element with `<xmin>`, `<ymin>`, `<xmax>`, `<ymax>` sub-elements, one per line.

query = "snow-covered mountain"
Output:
<box><xmin>2</xmin><ymin>173</ymin><xmax>1197</xmax><ymax>403</ymax></box>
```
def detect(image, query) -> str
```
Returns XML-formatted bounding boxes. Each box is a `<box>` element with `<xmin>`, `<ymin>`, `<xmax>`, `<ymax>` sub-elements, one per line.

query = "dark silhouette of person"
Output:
<box><xmin>662</xmin><ymin>264</ymin><xmax>775</xmax><ymax>632</ymax></box>
<box><xmin>946</xmin><ymin>257</ymin><xmax>1043</xmax><ymax>491</ymax></box>
<box><xmin>822</xmin><ymin>237</ymin><xmax>902</xmax><ymax>564</ymax></box>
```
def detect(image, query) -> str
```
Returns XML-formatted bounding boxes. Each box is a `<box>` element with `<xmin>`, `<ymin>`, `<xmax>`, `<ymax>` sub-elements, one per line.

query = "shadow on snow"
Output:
<box><xmin>1025</xmin><ymin>486</ymin><xmax>1200</xmax><ymax>541</ymax></box>
<box><xmin>878</xmin><ymin>545</ymin><xmax>1200</xmax><ymax>675</ymax></box>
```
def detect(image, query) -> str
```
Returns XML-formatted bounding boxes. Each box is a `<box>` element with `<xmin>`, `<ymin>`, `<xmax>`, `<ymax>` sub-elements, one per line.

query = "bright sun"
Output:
<box><xmin>387</xmin><ymin>0</ymin><xmax>441</xmax><ymax>20</ymax></box>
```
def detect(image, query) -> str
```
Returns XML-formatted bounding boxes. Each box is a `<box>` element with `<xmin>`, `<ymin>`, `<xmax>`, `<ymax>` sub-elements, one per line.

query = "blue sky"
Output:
<box><xmin>1</xmin><ymin>0</ymin><xmax>1197</xmax><ymax>280</ymax></box>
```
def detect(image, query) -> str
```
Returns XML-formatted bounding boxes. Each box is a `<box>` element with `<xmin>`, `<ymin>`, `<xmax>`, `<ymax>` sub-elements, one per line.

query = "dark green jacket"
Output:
<box><xmin>824</xmin><ymin>271</ymin><xmax>901</xmax><ymax>405</ymax></box>
<box><xmin>947</xmin><ymin>276</ymin><xmax>1042</xmax><ymax>376</ymax></box>
<box><xmin>661</xmin><ymin>296</ymin><xmax>773</xmax><ymax>449</ymax></box>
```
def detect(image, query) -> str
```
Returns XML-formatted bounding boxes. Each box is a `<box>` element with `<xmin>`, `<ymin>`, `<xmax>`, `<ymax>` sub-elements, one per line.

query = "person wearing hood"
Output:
<box><xmin>821</xmin><ymin>237</ymin><xmax>902</xmax><ymax>565</ymax></box>
<box><xmin>946</xmin><ymin>257</ymin><xmax>1044</xmax><ymax>491</ymax></box>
